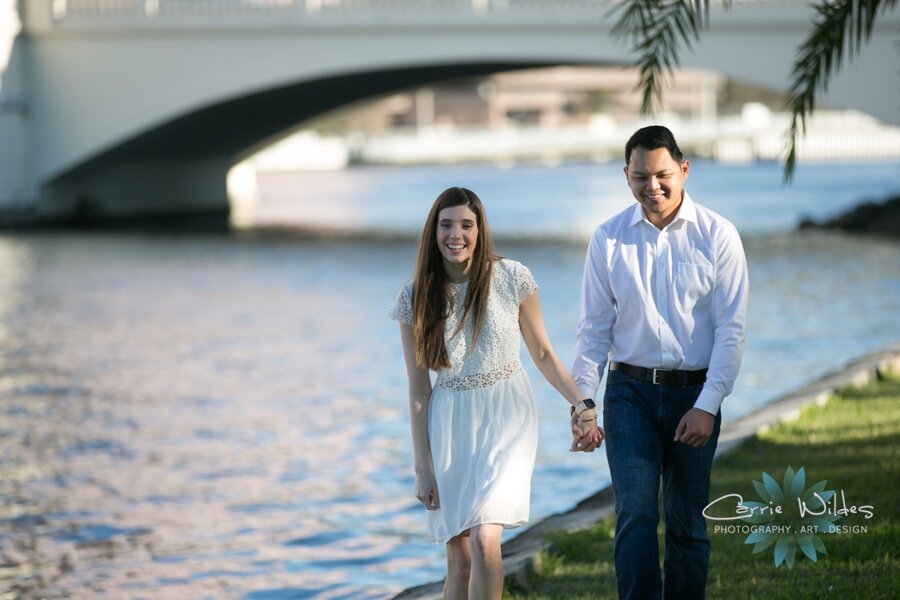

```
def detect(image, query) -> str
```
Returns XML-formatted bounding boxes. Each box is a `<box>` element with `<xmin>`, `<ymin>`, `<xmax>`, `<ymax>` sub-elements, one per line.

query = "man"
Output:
<box><xmin>572</xmin><ymin>125</ymin><xmax>749</xmax><ymax>599</ymax></box>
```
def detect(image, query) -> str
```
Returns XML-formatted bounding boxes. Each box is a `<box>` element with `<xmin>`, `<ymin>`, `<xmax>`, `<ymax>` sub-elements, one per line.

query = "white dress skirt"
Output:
<box><xmin>389</xmin><ymin>258</ymin><xmax>542</xmax><ymax>545</ymax></box>
<box><xmin>426</xmin><ymin>369</ymin><xmax>538</xmax><ymax>544</ymax></box>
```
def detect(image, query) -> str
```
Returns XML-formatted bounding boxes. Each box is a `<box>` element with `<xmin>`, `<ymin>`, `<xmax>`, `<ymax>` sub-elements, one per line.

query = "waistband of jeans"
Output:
<box><xmin>610</xmin><ymin>361</ymin><xmax>707</xmax><ymax>386</ymax></box>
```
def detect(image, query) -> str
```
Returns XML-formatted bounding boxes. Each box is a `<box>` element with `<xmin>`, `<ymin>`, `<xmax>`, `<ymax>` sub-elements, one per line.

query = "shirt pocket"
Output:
<box><xmin>674</xmin><ymin>262</ymin><xmax>714</xmax><ymax>312</ymax></box>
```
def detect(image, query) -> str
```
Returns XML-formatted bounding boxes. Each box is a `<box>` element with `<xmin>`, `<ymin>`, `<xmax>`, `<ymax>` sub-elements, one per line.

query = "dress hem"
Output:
<box><xmin>428</xmin><ymin>517</ymin><xmax>529</xmax><ymax>545</ymax></box>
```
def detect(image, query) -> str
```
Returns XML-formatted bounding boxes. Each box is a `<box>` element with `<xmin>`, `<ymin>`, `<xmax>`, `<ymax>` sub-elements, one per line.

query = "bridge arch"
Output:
<box><xmin>7</xmin><ymin>0</ymin><xmax>898</xmax><ymax>221</ymax></box>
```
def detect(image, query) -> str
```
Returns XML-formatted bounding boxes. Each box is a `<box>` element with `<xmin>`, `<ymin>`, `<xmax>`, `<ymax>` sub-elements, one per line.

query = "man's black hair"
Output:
<box><xmin>625</xmin><ymin>125</ymin><xmax>684</xmax><ymax>165</ymax></box>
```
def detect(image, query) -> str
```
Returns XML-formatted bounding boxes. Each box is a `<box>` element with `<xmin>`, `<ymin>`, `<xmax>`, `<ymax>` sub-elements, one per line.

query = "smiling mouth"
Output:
<box><xmin>446</xmin><ymin>244</ymin><xmax>465</xmax><ymax>251</ymax></box>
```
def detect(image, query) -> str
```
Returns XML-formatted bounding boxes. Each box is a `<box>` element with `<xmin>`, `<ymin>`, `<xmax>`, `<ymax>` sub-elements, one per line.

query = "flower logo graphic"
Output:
<box><xmin>741</xmin><ymin>466</ymin><xmax>842</xmax><ymax>568</ymax></box>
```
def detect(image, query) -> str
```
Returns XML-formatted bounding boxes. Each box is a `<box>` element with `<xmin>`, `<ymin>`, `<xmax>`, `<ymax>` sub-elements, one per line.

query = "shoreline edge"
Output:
<box><xmin>393</xmin><ymin>344</ymin><xmax>900</xmax><ymax>599</ymax></box>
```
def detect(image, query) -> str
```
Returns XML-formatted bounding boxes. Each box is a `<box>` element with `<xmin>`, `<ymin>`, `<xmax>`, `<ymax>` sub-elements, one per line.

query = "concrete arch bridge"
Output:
<box><xmin>0</xmin><ymin>0</ymin><xmax>896</xmax><ymax>221</ymax></box>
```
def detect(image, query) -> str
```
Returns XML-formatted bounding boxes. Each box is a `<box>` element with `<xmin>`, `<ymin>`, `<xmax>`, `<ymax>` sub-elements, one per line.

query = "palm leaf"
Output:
<box><xmin>783</xmin><ymin>0</ymin><xmax>898</xmax><ymax>181</ymax></box>
<box><xmin>610</xmin><ymin>0</ymin><xmax>898</xmax><ymax>182</ymax></box>
<box><xmin>610</xmin><ymin>1</ymin><xmax>724</xmax><ymax>114</ymax></box>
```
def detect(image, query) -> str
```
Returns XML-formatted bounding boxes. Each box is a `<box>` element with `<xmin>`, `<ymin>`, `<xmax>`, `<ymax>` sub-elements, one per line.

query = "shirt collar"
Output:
<box><xmin>629</xmin><ymin>191</ymin><xmax>698</xmax><ymax>228</ymax></box>
<box><xmin>677</xmin><ymin>192</ymin><xmax>698</xmax><ymax>225</ymax></box>
<box><xmin>628</xmin><ymin>203</ymin><xmax>645</xmax><ymax>227</ymax></box>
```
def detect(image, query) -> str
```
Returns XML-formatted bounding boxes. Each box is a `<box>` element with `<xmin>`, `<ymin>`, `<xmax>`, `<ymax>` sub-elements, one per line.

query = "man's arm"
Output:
<box><xmin>675</xmin><ymin>223</ymin><xmax>748</xmax><ymax>446</ymax></box>
<box><xmin>694</xmin><ymin>222</ymin><xmax>749</xmax><ymax>416</ymax></box>
<box><xmin>572</xmin><ymin>230</ymin><xmax>617</xmax><ymax>401</ymax></box>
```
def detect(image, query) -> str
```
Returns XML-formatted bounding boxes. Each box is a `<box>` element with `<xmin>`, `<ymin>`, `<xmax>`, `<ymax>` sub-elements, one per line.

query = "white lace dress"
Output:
<box><xmin>390</xmin><ymin>258</ymin><xmax>539</xmax><ymax>544</ymax></box>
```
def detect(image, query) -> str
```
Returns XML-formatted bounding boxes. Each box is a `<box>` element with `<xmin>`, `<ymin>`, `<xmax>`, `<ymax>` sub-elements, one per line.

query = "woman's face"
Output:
<box><xmin>436</xmin><ymin>204</ymin><xmax>479</xmax><ymax>274</ymax></box>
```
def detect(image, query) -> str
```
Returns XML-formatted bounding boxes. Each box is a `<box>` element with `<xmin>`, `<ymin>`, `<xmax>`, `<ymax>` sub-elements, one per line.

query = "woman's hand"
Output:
<box><xmin>570</xmin><ymin>409</ymin><xmax>605</xmax><ymax>452</ymax></box>
<box><xmin>415</xmin><ymin>469</ymin><xmax>440</xmax><ymax>510</ymax></box>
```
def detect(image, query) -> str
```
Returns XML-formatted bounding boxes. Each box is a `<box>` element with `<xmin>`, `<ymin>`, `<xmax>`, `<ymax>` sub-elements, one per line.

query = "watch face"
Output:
<box><xmin>583</xmin><ymin>399</ymin><xmax>596</xmax><ymax>409</ymax></box>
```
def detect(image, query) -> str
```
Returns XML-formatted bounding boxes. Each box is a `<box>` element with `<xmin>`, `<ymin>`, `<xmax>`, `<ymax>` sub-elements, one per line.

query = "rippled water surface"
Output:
<box><xmin>1</xmin><ymin>161</ymin><xmax>898</xmax><ymax>598</ymax></box>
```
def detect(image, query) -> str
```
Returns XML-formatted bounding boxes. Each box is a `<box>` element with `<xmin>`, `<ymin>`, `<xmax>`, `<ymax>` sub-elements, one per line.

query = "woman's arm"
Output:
<box><xmin>519</xmin><ymin>290</ymin><xmax>604</xmax><ymax>451</ymax></box>
<box><xmin>399</xmin><ymin>323</ymin><xmax>440</xmax><ymax>509</ymax></box>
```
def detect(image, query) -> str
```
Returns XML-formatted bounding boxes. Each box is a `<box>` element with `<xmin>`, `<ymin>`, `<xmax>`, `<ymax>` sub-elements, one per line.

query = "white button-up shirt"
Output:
<box><xmin>572</xmin><ymin>192</ymin><xmax>749</xmax><ymax>415</ymax></box>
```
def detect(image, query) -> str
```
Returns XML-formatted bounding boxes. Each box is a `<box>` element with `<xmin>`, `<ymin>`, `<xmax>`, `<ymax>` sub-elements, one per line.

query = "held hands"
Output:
<box><xmin>414</xmin><ymin>468</ymin><xmax>440</xmax><ymax>511</ymax></box>
<box><xmin>674</xmin><ymin>407</ymin><xmax>715</xmax><ymax>447</ymax></box>
<box><xmin>570</xmin><ymin>409</ymin><xmax>605</xmax><ymax>452</ymax></box>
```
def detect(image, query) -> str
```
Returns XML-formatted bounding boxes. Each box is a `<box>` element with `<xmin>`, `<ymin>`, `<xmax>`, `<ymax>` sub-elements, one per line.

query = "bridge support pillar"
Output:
<box><xmin>0</xmin><ymin>107</ymin><xmax>32</xmax><ymax>221</ymax></box>
<box><xmin>0</xmin><ymin>32</ymin><xmax>35</xmax><ymax>224</ymax></box>
<box><xmin>42</xmin><ymin>157</ymin><xmax>233</xmax><ymax>226</ymax></box>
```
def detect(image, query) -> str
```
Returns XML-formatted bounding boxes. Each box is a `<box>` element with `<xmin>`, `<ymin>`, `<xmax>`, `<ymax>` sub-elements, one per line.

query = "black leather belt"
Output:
<box><xmin>610</xmin><ymin>362</ymin><xmax>708</xmax><ymax>386</ymax></box>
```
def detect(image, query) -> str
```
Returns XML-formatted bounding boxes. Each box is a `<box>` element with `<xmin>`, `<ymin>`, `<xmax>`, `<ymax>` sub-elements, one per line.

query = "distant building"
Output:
<box><xmin>313</xmin><ymin>66</ymin><xmax>725</xmax><ymax>135</ymax></box>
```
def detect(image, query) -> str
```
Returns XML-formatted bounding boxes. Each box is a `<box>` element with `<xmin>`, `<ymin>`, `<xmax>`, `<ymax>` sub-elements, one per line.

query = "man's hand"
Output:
<box><xmin>570</xmin><ymin>409</ymin><xmax>605</xmax><ymax>452</ymax></box>
<box><xmin>674</xmin><ymin>407</ymin><xmax>715</xmax><ymax>447</ymax></box>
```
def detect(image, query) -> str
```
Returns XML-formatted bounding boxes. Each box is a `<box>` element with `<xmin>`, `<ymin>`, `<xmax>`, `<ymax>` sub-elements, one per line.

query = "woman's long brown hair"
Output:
<box><xmin>412</xmin><ymin>187</ymin><xmax>496</xmax><ymax>370</ymax></box>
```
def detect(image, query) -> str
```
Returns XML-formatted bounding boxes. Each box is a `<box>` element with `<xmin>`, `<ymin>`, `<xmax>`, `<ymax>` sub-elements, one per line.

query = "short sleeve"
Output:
<box><xmin>389</xmin><ymin>282</ymin><xmax>413</xmax><ymax>325</ymax></box>
<box><xmin>514</xmin><ymin>262</ymin><xmax>538</xmax><ymax>303</ymax></box>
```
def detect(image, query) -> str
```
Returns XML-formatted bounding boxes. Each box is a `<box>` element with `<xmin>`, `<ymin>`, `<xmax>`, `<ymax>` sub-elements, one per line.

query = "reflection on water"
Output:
<box><xmin>0</xmin><ymin>161</ymin><xmax>899</xmax><ymax>598</ymax></box>
<box><xmin>1</xmin><ymin>231</ymin><xmax>898</xmax><ymax>598</ymax></box>
<box><xmin>0</xmin><ymin>235</ymin><xmax>435</xmax><ymax>599</ymax></box>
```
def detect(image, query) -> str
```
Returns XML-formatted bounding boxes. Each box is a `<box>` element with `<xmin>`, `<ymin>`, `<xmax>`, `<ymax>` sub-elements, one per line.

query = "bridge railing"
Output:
<box><xmin>23</xmin><ymin>0</ymin><xmax>816</xmax><ymax>32</ymax></box>
<box><xmin>47</xmin><ymin>0</ymin><xmax>795</xmax><ymax>21</ymax></box>
<box><xmin>50</xmin><ymin>0</ymin><xmax>596</xmax><ymax>19</ymax></box>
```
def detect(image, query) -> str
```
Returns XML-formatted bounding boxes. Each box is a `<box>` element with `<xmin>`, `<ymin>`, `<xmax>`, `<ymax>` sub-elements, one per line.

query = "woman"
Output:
<box><xmin>390</xmin><ymin>187</ymin><xmax>604</xmax><ymax>599</ymax></box>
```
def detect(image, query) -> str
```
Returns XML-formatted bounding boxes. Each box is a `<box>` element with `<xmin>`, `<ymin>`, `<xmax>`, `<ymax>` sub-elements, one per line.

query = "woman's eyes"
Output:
<box><xmin>440</xmin><ymin>222</ymin><xmax>474</xmax><ymax>229</ymax></box>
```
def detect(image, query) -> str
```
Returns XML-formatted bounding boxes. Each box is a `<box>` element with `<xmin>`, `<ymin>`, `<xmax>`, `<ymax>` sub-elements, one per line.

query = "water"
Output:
<box><xmin>1</xmin><ymin>160</ymin><xmax>898</xmax><ymax>598</ymax></box>
<box><xmin>248</xmin><ymin>159</ymin><xmax>897</xmax><ymax>238</ymax></box>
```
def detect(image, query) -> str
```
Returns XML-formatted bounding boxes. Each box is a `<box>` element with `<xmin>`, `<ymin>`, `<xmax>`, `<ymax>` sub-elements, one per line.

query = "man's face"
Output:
<box><xmin>624</xmin><ymin>146</ymin><xmax>690</xmax><ymax>228</ymax></box>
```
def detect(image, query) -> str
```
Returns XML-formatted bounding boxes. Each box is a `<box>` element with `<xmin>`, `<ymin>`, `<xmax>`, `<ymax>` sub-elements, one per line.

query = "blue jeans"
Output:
<box><xmin>603</xmin><ymin>369</ymin><xmax>721</xmax><ymax>600</ymax></box>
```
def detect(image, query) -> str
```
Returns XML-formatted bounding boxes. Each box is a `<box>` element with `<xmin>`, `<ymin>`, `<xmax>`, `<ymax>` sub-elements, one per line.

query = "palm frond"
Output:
<box><xmin>782</xmin><ymin>0</ymin><xmax>897</xmax><ymax>182</ymax></box>
<box><xmin>611</xmin><ymin>1</ymin><xmax>721</xmax><ymax>114</ymax></box>
<box><xmin>611</xmin><ymin>1</ymin><xmax>896</xmax><ymax>184</ymax></box>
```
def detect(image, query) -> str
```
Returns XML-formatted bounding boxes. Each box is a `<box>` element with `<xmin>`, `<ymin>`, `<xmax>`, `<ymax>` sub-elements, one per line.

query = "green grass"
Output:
<box><xmin>505</xmin><ymin>373</ymin><xmax>900</xmax><ymax>599</ymax></box>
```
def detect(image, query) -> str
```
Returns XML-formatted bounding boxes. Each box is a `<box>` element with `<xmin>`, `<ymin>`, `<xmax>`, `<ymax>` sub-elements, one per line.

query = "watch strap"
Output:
<box><xmin>572</xmin><ymin>398</ymin><xmax>596</xmax><ymax>416</ymax></box>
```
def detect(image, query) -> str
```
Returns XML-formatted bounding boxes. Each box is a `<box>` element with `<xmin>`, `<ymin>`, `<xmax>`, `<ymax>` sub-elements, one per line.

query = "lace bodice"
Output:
<box><xmin>390</xmin><ymin>259</ymin><xmax>538</xmax><ymax>390</ymax></box>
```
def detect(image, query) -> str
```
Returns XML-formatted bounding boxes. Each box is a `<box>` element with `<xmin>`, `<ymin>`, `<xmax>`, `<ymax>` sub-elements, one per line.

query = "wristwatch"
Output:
<box><xmin>571</xmin><ymin>398</ymin><xmax>596</xmax><ymax>416</ymax></box>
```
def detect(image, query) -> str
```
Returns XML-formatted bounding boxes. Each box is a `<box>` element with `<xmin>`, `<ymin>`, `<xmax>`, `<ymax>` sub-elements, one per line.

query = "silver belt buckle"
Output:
<box><xmin>652</xmin><ymin>368</ymin><xmax>667</xmax><ymax>385</ymax></box>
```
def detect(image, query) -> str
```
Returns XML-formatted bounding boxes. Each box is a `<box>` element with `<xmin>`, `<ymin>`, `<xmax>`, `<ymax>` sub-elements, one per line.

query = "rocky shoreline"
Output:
<box><xmin>799</xmin><ymin>195</ymin><xmax>900</xmax><ymax>239</ymax></box>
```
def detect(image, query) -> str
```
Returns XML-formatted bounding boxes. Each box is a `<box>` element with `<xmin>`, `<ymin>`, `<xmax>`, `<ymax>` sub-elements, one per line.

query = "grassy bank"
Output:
<box><xmin>505</xmin><ymin>373</ymin><xmax>900</xmax><ymax>599</ymax></box>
